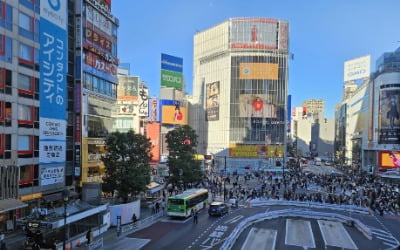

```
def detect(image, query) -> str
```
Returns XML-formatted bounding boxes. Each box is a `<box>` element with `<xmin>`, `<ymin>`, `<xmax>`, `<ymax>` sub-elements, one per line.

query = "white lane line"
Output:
<box><xmin>376</xmin><ymin>236</ymin><xmax>399</xmax><ymax>244</ymax></box>
<box><xmin>317</xmin><ymin>220</ymin><xmax>358</xmax><ymax>250</ymax></box>
<box><xmin>285</xmin><ymin>219</ymin><xmax>316</xmax><ymax>248</ymax></box>
<box><xmin>241</xmin><ymin>227</ymin><xmax>277</xmax><ymax>250</ymax></box>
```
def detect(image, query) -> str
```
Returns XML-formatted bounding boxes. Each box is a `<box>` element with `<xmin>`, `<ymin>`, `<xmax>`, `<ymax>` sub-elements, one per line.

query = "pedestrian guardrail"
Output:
<box><xmin>250</xmin><ymin>199</ymin><xmax>370</xmax><ymax>214</ymax></box>
<box><xmin>220</xmin><ymin>209</ymin><xmax>373</xmax><ymax>250</ymax></box>
<box><xmin>88</xmin><ymin>237</ymin><xmax>103</xmax><ymax>250</ymax></box>
<box><xmin>120</xmin><ymin>211</ymin><xmax>164</xmax><ymax>235</ymax></box>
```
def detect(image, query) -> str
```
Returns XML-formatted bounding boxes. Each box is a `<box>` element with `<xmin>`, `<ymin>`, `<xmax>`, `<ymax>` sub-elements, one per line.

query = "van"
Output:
<box><xmin>314</xmin><ymin>157</ymin><xmax>322</xmax><ymax>166</ymax></box>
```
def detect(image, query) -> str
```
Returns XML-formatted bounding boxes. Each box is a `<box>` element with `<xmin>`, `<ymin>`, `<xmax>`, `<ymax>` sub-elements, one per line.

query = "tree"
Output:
<box><xmin>101</xmin><ymin>130</ymin><xmax>152</xmax><ymax>203</ymax></box>
<box><xmin>166</xmin><ymin>125</ymin><xmax>203</xmax><ymax>188</ymax></box>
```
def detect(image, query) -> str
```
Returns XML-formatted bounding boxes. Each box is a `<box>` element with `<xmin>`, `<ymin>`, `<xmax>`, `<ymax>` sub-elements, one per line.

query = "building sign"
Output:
<box><xmin>344</xmin><ymin>55</ymin><xmax>371</xmax><ymax>82</ymax></box>
<box><xmin>86</xmin><ymin>4</ymin><xmax>112</xmax><ymax>36</ymax></box>
<box><xmin>85</xmin><ymin>51</ymin><xmax>117</xmax><ymax>78</ymax></box>
<box><xmin>138</xmin><ymin>86</ymin><xmax>149</xmax><ymax>117</ymax></box>
<box><xmin>378</xmin><ymin>89</ymin><xmax>400</xmax><ymax>144</ymax></box>
<box><xmin>148</xmin><ymin>98</ymin><xmax>160</xmax><ymax>122</ymax></box>
<box><xmin>40</xmin><ymin>166</ymin><xmax>64</xmax><ymax>186</ymax></box>
<box><xmin>160</xmin><ymin>100</ymin><xmax>187</xmax><ymax>125</ymax></box>
<box><xmin>85</xmin><ymin>25</ymin><xmax>113</xmax><ymax>52</ymax></box>
<box><xmin>229</xmin><ymin>144</ymin><xmax>267</xmax><ymax>158</ymax></box>
<box><xmin>147</xmin><ymin>122</ymin><xmax>160</xmax><ymax>162</ymax></box>
<box><xmin>84</xmin><ymin>42</ymin><xmax>117</xmax><ymax>64</ymax></box>
<box><xmin>239</xmin><ymin>94</ymin><xmax>277</xmax><ymax>118</ymax></box>
<box><xmin>206</xmin><ymin>81</ymin><xmax>220</xmax><ymax>121</ymax></box>
<box><xmin>266</xmin><ymin>145</ymin><xmax>284</xmax><ymax>157</ymax></box>
<box><xmin>278</xmin><ymin>21</ymin><xmax>288</xmax><ymax>50</ymax></box>
<box><xmin>230</xmin><ymin>18</ymin><xmax>278</xmax><ymax>50</ymax></box>
<box><xmin>239</xmin><ymin>63</ymin><xmax>278</xmax><ymax>80</ymax></box>
<box><xmin>379</xmin><ymin>151</ymin><xmax>400</xmax><ymax>168</ymax></box>
<box><xmin>117</xmin><ymin>76</ymin><xmax>138</xmax><ymax>100</ymax></box>
<box><xmin>86</xmin><ymin>0</ymin><xmax>115</xmax><ymax>21</ymax></box>
<box><xmin>161</xmin><ymin>70</ymin><xmax>183</xmax><ymax>90</ymax></box>
<box><xmin>287</xmin><ymin>95</ymin><xmax>291</xmax><ymax>133</ymax></box>
<box><xmin>161</xmin><ymin>53</ymin><xmax>183</xmax><ymax>73</ymax></box>
<box><xmin>39</xmin><ymin>0</ymin><xmax>67</xmax><ymax>166</ymax></box>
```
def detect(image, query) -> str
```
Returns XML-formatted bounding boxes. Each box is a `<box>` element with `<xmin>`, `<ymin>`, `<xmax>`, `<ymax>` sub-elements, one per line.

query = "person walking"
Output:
<box><xmin>192</xmin><ymin>209</ymin><xmax>198</xmax><ymax>224</ymax></box>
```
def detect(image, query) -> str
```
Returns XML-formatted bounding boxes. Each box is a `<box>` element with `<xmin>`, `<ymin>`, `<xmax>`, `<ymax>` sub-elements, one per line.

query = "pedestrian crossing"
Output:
<box><xmin>370</xmin><ymin>227</ymin><xmax>399</xmax><ymax>250</ymax></box>
<box><xmin>239</xmin><ymin>219</ymin><xmax>399</xmax><ymax>250</ymax></box>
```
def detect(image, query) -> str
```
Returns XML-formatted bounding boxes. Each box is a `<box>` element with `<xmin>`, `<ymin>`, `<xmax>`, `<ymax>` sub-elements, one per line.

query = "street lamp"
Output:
<box><xmin>62</xmin><ymin>189</ymin><xmax>69</xmax><ymax>250</ymax></box>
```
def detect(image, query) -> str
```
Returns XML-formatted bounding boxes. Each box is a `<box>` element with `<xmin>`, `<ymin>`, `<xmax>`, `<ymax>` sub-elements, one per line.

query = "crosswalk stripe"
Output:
<box><xmin>371</xmin><ymin>228</ymin><xmax>389</xmax><ymax>234</ymax></box>
<box><xmin>372</xmin><ymin>231</ymin><xmax>391</xmax><ymax>237</ymax></box>
<box><xmin>382</xmin><ymin>242</ymin><xmax>398</xmax><ymax>248</ymax></box>
<box><xmin>376</xmin><ymin>236</ymin><xmax>398</xmax><ymax>244</ymax></box>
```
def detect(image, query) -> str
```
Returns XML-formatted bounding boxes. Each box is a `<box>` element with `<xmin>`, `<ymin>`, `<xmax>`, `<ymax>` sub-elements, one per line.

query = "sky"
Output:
<box><xmin>112</xmin><ymin>0</ymin><xmax>400</xmax><ymax>118</ymax></box>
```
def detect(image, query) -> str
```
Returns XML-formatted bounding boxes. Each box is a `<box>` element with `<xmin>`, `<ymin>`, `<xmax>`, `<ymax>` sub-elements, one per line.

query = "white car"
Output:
<box><xmin>324</xmin><ymin>161</ymin><xmax>332</xmax><ymax>166</ymax></box>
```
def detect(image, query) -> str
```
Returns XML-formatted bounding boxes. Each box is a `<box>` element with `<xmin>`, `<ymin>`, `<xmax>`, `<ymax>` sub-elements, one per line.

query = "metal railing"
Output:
<box><xmin>88</xmin><ymin>237</ymin><xmax>103</xmax><ymax>250</ymax></box>
<box><xmin>120</xmin><ymin>211</ymin><xmax>164</xmax><ymax>235</ymax></box>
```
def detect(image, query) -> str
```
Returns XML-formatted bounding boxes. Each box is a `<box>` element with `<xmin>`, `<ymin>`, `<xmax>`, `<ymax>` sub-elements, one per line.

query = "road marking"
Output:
<box><xmin>317</xmin><ymin>220</ymin><xmax>358</xmax><ymax>249</ymax></box>
<box><xmin>241</xmin><ymin>227</ymin><xmax>277</xmax><ymax>250</ymax></box>
<box><xmin>285</xmin><ymin>219</ymin><xmax>316</xmax><ymax>248</ymax></box>
<box><xmin>224</xmin><ymin>215</ymin><xmax>244</xmax><ymax>224</ymax></box>
<box><xmin>376</xmin><ymin>236</ymin><xmax>399</xmax><ymax>244</ymax></box>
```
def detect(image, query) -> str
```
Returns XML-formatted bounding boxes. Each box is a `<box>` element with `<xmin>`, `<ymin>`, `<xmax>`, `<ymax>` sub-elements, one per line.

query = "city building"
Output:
<box><xmin>302</xmin><ymin>99</ymin><xmax>324</xmax><ymax>118</ymax></box>
<box><xmin>190</xmin><ymin>17</ymin><xmax>290</xmax><ymax>173</ymax></box>
<box><xmin>335</xmin><ymin>49</ymin><xmax>400</xmax><ymax>174</ymax></box>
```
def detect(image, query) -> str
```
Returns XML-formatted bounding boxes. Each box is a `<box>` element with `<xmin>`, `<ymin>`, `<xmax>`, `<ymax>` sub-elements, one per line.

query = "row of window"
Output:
<box><xmin>0</xmin><ymin>134</ymin><xmax>38</xmax><ymax>159</ymax></box>
<box><xmin>0</xmin><ymin>2</ymin><xmax>13</xmax><ymax>31</ymax></box>
<box><xmin>0</xmin><ymin>101</ymin><xmax>39</xmax><ymax>128</ymax></box>
<box><xmin>83</xmin><ymin>72</ymin><xmax>117</xmax><ymax>98</ymax></box>
<box><xmin>0</xmin><ymin>68</ymin><xmax>40</xmax><ymax>99</ymax></box>
<box><xmin>0</xmin><ymin>34</ymin><xmax>40</xmax><ymax>70</ymax></box>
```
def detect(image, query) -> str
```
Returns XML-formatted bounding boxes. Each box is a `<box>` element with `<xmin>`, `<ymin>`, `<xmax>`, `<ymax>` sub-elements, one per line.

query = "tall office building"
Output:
<box><xmin>190</xmin><ymin>17</ymin><xmax>289</xmax><ymax>172</ymax></box>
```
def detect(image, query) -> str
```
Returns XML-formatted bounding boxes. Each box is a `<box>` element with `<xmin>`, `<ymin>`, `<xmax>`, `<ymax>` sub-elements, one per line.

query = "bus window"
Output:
<box><xmin>169</xmin><ymin>199</ymin><xmax>184</xmax><ymax>205</ymax></box>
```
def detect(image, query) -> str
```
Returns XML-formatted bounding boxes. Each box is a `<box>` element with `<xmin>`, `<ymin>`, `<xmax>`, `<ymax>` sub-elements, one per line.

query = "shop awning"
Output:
<box><xmin>0</xmin><ymin>199</ymin><xmax>28</xmax><ymax>213</ymax></box>
<box><xmin>146</xmin><ymin>182</ymin><xmax>163</xmax><ymax>194</ymax></box>
<box><xmin>42</xmin><ymin>191</ymin><xmax>79</xmax><ymax>203</ymax></box>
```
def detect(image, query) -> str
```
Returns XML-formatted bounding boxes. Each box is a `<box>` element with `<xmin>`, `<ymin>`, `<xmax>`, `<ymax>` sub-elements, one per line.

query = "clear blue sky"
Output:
<box><xmin>112</xmin><ymin>0</ymin><xmax>400</xmax><ymax>118</ymax></box>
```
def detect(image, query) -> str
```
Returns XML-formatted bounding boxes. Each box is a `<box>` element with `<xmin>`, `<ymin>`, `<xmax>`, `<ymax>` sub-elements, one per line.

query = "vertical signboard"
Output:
<box><xmin>206</xmin><ymin>81</ymin><xmax>220</xmax><ymax>121</ymax></box>
<box><xmin>138</xmin><ymin>86</ymin><xmax>149</xmax><ymax>117</ymax></box>
<box><xmin>378</xmin><ymin>89</ymin><xmax>400</xmax><ymax>144</ymax></box>
<box><xmin>160</xmin><ymin>53</ymin><xmax>183</xmax><ymax>90</ymax></box>
<box><xmin>39</xmin><ymin>0</ymin><xmax>67</xmax><ymax>185</ymax></box>
<box><xmin>148</xmin><ymin>98</ymin><xmax>160</xmax><ymax>122</ymax></box>
<box><xmin>147</xmin><ymin>123</ymin><xmax>160</xmax><ymax>162</ymax></box>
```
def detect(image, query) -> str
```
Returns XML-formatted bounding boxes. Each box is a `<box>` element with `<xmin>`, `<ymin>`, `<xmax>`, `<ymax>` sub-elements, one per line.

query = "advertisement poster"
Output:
<box><xmin>117</xmin><ymin>76</ymin><xmax>138</xmax><ymax>100</ymax></box>
<box><xmin>239</xmin><ymin>94</ymin><xmax>277</xmax><ymax>118</ymax></box>
<box><xmin>266</xmin><ymin>145</ymin><xmax>284</xmax><ymax>158</ymax></box>
<box><xmin>160</xmin><ymin>100</ymin><xmax>187</xmax><ymax>125</ymax></box>
<box><xmin>206</xmin><ymin>81</ymin><xmax>220</xmax><ymax>121</ymax></box>
<box><xmin>239</xmin><ymin>63</ymin><xmax>278</xmax><ymax>80</ymax></box>
<box><xmin>161</xmin><ymin>69</ymin><xmax>183</xmax><ymax>90</ymax></box>
<box><xmin>229</xmin><ymin>144</ymin><xmax>267</xmax><ymax>158</ymax></box>
<box><xmin>379</xmin><ymin>151</ymin><xmax>400</xmax><ymax>168</ymax></box>
<box><xmin>147</xmin><ymin>123</ymin><xmax>160</xmax><ymax>162</ymax></box>
<box><xmin>230</xmin><ymin>18</ymin><xmax>278</xmax><ymax>50</ymax></box>
<box><xmin>40</xmin><ymin>166</ymin><xmax>64</xmax><ymax>186</ymax></box>
<box><xmin>378</xmin><ymin>89</ymin><xmax>400</xmax><ymax>144</ymax></box>
<box><xmin>344</xmin><ymin>55</ymin><xmax>371</xmax><ymax>82</ymax></box>
<box><xmin>39</xmin><ymin>0</ymin><xmax>67</xmax><ymax>166</ymax></box>
<box><xmin>148</xmin><ymin>98</ymin><xmax>160</xmax><ymax>122</ymax></box>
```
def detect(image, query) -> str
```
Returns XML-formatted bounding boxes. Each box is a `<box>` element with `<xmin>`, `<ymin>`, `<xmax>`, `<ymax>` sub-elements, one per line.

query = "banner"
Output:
<box><xmin>344</xmin><ymin>55</ymin><xmax>370</xmax><ymax>82</ymax></box>
<box><xmin>206</xmin><ymin>81</ymin><xmax>220</xmax><ymax>121</ymax></box>
<box><xmin>40</xmin><ymin>166</ymin><xmax>64</xmax><ymax>186</ymax></box>
<box><xmin>148</xmin><ymin>98</ymin><xmax>160</xmax><ymax>122</ymax></box>
<box><xmin>161</xmin><ymin>69</ymin><xmax>183</xmax><ymax>90</ymax></box>
<box><xmin>147</xmin><ymin>123</ymin><xmax>160</xmax><ymax>162</ymax></box>
<box><xmin>239</xmin><ymin>63</ymin><xmax>278</xmax><ymax>80</ymax></box>
<box><xmin>138</xmin><ymin>86</ymin><xmax>149</xmax><ymax>117</ymax></box>
<box><xmin>378</xmin><ymin>89</ymin><xmax>400</xmax><ymax>144</ymax></box>
<box><xmin>239</xmin><ymin>94</ymin><xmax>277</xmax><ymax>118</ymax></box>
<box><xmin>39</xmin><ymin>0</ymin><xmax>67</xmax><ymax>166</ymax></box>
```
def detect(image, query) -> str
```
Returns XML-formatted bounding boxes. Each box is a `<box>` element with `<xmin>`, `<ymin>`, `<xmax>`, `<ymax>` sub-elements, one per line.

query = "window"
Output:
<box><xmin>19</xmin><ymin>43</ymin><xmax>33</xmax><ymax>62</ymax></box>
<box><xmin>18</xmin><ymin>73</ymin><xmax>32</xmax><ymax>91</ymax></box>
<box><xmin>0</xmin><ymin>68</ymin><xmax>12</xmax><ymax>95</ymax></box>
<box><xmin>19</xmin><ymin>165</ymin><xmax>33</xmax><ymax>185</ymax></box>
<box><xmin>0</xmin><ymin>134</ymin><xmax>11</xmax><ymax>159</ymax></box>
<box><xmin>18</xmin><ymin>135</ymin><xmax>32</xmax><ymax>153</ymax></box>
<box><xmin>0</xmin><ymin>101</ymin><xmax>11</xmax><ymax>125</ymax></box>
<box><xmin>19</xmin><ymin>12</ymin><xmax>31</xmax><ymax>31</ymax></box>
<box><xmin>18</xmin><ymin>104</ymin><xmax>33</xmax><ymax>121</ymax></box>
<box><xmin>0</xmin><ymin>35</ymin><xmax>4</xmax><ymax>55</ymax></box>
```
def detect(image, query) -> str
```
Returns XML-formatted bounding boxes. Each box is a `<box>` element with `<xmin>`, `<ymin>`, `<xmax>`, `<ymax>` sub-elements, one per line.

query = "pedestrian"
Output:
<box><xmin>193</xmin><ymin>209</ymin><xmax>198</xmax><ymax>224</ymax></box>
<box><xmin>86</xmin><ymin>228</ymin><xmax>93</xmax><ymax>245</ymax></box>
<box><xmin>132</xmin><ymin>213</ymin><xmax>137</xmax><ymax>223</ymax></box>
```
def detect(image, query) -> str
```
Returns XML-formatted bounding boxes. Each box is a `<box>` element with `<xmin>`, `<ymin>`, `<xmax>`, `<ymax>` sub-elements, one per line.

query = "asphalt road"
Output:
<box><xmin>107</xmin><ymin>204</ymin><xmax>400</xmax><ymax>250</ymax></box>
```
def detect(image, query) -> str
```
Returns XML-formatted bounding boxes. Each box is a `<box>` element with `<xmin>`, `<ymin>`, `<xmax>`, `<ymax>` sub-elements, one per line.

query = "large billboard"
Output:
<box><xmin>344</xmin><ymin>55</ymin><xmax>371</xmax><ymax>82</ymax></box>
<box><xmin>378</xmin><ymin>89</ymin><xmax>400</xmax><ymax>144</ymax></box>
<box><xmin>39</xmin><ymin>0</ymin><xmax>67</xmax><ymax>170</ymax></box>
<box><xmin>239</xmin><ymin>94</ymin><xmax>277</xmax><ymax>118</ymax></box>
<box><xmin>239</xmin><ymin>63</ymin><xmax>278</xmax><ymax>80</ymax></box>
<box><xmin>379</xmin><ymin>151</ymin><xmax>400</xmax><ymax>168</ymax></box>
<box><xmin>206</xmin><ymin>81</ymin><xmax>220</xmax><ymax>121</ymax></box>
<box><xmin>229</xmin><ymin>144</ymin><xmax>267</xmax><ymax>158</ymax></box>
<box><xmin>160</xmin><ymin>53</ymin><xmax>183</xmax><ymax>90</ymax></box>
<box><xmin>160</xmin><ymin>100</ymin><xmax>187</xmax><ymax>125</ymax></box>
<box><xmin>117</xmin><ymin>76</ymin><xmax>138</xmax><ymax>100</ymax></box>
<box><xmin>161</xmin><ymin>70</ymin><xmax>183</xmax><ymax>89</ymax></box>
<box><xmin>147</xmin><ymin>123</ymin><xmax>160</xmax><ymax>162</ymax></box>
<box><xmin>230</xmin><ymin>18</ymin><xmax>288</xmax><ymax>50</ymax></box>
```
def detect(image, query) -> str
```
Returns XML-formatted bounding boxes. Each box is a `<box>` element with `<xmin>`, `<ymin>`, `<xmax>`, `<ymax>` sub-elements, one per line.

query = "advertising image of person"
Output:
<box><xmin>386</xmin><ymin>95</ymin><xmax>399</xmax><ymax>129</ymax></box>
<box><xmin>389</xmin><ymin>152</ymin><xmax>400</xmax><ymax>168</ymax></box>
<box><xmin>174</xmin><ymin>105</ymin><xmax>183</xmax><ymax>121</ymax></box>
<box><xmin>251</xmin><ymin>96</ymin><xmax>264</xmax><ymax>117</ymax></box>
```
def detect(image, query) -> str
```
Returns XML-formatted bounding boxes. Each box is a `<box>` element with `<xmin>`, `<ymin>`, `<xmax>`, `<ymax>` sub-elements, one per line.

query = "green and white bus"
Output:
<box><xmin>167</xmin><ymin>188</ymin><xmax>209</xmax><ymax>217</ymax></box>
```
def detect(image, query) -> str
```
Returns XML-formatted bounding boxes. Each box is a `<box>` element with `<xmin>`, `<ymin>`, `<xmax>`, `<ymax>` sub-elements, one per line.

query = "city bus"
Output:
<box><xmin>167</xmin><ymin>188</ymin><xmax>209</xmax><ymax>218</ymax></box>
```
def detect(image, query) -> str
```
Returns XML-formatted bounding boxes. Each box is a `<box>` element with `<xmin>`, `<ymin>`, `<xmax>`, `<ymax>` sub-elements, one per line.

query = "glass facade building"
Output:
<box><xmin>191</xmin><ymin>18</ymin><xmax>289</xmax><ymax>172</ymax></box>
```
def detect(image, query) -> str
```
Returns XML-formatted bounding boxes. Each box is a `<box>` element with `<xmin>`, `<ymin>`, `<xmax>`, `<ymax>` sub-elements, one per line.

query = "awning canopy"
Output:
<box><xmin>42</xmin><ymin>191</ymin><xmax>79</xmax><ymax>203</ymax></box>
<box><xmin>146</xmin><ymin>182</ymin><xmax>163</xmax><ymax>194</ymax></box>
<box><xmin>0</xmin><ymin>199</ymin><xmax>28</xmax><ymax>213</ymax></box>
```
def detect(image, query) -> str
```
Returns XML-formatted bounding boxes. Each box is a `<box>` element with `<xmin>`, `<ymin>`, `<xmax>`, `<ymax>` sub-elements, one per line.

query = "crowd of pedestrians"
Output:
<box><xmin>203</xmin><ymin>165</ymin><xmax>400</xmax><ymax>216</ymax></box>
